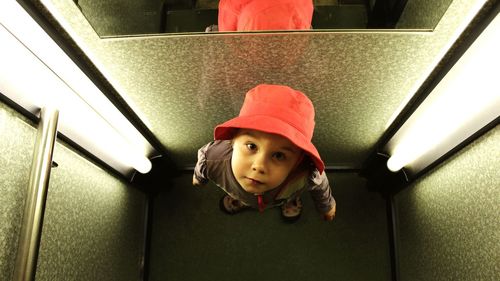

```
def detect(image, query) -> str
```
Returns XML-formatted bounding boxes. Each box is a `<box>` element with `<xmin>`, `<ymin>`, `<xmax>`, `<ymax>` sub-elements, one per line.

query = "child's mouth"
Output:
<box><xmin>246</xmin><ymin>177</ymin><xmax>263</xmax><ymax>185</ymax></box>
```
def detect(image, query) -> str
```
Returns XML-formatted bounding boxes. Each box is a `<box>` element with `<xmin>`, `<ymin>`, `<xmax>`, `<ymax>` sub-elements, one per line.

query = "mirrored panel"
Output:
<box><xmin>73</xmin><ymin>0</ymin><xmax>454</xmax><ymax>37</ymax></box>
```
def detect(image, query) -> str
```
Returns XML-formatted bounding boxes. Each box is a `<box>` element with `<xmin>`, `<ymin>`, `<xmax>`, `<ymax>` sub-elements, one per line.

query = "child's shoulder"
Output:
<box><xmin>293</xmin><ymin>161</ymin><xmax>325</xmax><ymax>185</ymax></box>
<box><xmin>204</xmin><ymin>140</ymin><xmax>233</xmax><ymax>161</ymax></box>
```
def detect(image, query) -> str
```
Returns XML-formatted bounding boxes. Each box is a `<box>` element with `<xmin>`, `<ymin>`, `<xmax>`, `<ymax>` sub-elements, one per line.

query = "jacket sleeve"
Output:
<box><xmin>307</xmin><ymin>170</ymin><xmax>336</xmax><ymax>214</ymax></box>
<box><xmin>193</xmin><ymin>142</ymin><xmax>214</xmax><ymax>185</ymax></box>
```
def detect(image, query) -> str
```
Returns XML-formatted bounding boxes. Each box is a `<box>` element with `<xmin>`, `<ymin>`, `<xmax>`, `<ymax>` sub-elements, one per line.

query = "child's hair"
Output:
<box><xmin>214</xmin><ymin>84</ymin><xmax>325</xmax><ymax>173</ymax></box>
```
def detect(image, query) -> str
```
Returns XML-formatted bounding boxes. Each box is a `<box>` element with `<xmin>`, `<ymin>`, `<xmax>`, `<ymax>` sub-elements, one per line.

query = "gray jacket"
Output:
<box><xmin>194</xmin><ymin>140</ymin><xmax>335</xmax><ymax>214</ymax></box>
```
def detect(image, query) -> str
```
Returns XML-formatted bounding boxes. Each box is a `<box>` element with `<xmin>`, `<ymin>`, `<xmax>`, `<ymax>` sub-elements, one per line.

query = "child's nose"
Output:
<box><xmin>251</xmin><ymin>154</ymin><xmax>267</xmax><ymax>174</ymax></box>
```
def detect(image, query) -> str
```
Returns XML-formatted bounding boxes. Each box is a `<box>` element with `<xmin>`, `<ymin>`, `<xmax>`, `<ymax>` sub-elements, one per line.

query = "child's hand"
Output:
<box><xmin>323</xmin><ymin>205</ymin><xmax>336</xmax><ymax>221</ymax></box>
<box><xmin>192</xmin><ymin>175</ymin><xmax>206</xmax><ymax>187</ymax></box>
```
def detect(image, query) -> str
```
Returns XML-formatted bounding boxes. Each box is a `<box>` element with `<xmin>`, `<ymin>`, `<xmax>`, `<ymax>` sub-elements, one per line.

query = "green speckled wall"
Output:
<box><xmin>0</xmin><ymin>100</ymin><xmax>146</xmax><ymax>280</ymax></box>
<box><xmin>149</xmin><ymin>173</ymin><xmax>391</xmax><ymax>281</ymax></box>
<box><xmin>0</xmin><ymin>102</ymin><xmax>36</xmax><ymax>281</ymax></box>
<box><xmin>395</xmin><ymin>126</ymin><xmax>500</xmax><ymax>280</ymax></box>
<box><xmin>36</xmin><ymin>0</ymin><xmax>489</xmax><ymax>169</ymax></box>
<box><xmin>35</xmin><ymin>141</ymin><xmax>146</xmax><ymax>280</ymax></box>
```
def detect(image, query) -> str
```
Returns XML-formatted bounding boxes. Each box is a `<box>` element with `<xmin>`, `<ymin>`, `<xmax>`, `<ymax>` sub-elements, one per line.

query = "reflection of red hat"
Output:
<box><xmin>214</xmin><ymin>84</ymin><xmax>324</xmax><ymax>173</ymax></box>
<box><xmin>218</xmin><ymin>0</ymin><xmax>313</xmax><ymax>31</ymax></box>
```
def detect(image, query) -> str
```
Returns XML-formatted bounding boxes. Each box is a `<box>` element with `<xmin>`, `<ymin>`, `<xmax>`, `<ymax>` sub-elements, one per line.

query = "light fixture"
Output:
<box><xmin>0</xmin><ymin>1</ymin><xmax>155</xmax><ymax>175</ymax></box>
<box><xmin>385</xmin><ymin>10</ymin><xmax>500</xmax><ymax>173</ymax></box>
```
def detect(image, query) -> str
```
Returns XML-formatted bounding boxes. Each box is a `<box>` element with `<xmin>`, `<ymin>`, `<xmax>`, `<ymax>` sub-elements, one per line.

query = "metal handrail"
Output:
<box><xmin>13</xmin><ymin>107</ymin><xmax>59</xmax><ymax>281</ymax></box>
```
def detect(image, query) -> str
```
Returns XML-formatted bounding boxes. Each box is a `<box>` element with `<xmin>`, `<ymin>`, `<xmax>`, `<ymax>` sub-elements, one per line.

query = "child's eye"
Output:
<box><xmin>273</xmin><ymin>152</ymin><xmax>287</xmax><ymax>161</ymax></box>
<box><xmin>246</xmin><ymin>143</ymin><xmax>257</xmax><ymax>151</ymax></box>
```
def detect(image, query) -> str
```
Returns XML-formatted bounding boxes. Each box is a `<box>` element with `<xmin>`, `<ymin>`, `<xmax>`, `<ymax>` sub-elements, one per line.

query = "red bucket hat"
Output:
<box><xmin>214</xmin><ymin>84</ymin><xmax>325</xmax><ymax>173</ymax></box>
<box><xmin>218</xmin><ymin>0</ymin><xmax>313</xmax><ymax>31</ymax></box>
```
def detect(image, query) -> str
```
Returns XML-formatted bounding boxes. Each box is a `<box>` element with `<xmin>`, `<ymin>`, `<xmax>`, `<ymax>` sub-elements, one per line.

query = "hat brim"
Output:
<box><xmin>214</xmin><ymin>115</ymin><xmax>325</xmax><ymax>173</ymax></box>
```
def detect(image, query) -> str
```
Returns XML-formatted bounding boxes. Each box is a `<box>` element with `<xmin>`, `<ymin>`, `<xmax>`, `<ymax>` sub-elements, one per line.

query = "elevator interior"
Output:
<box><xmin>1</xmin><ymin>0</ymin><xmax>499</xmax><ymax>280</ymax></box>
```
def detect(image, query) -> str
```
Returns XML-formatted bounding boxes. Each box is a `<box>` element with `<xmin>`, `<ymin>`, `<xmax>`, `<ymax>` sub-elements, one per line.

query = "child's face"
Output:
<box><xmin>231</xmin><ymin>129</ymin><xmax>303</xmax><ymax>195</ymax></box>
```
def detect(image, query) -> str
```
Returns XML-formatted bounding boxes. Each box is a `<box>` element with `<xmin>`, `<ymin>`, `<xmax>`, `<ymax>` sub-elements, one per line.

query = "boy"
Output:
<box><xmin>193</xmin><ymin>84</ymin><xmax>336</xmax><ymax>222</ymax></box>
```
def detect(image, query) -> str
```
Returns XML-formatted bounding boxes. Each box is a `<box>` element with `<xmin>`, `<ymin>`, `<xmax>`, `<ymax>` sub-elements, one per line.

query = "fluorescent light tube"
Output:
<box><xmin>0</xmin><ymin>1</ymin><xmax>155</xmax><ymax>175</ymax></box>
<box><xmin>385</xmin><ymin>11</ymin><xmax>500</xmax><ymax>173</ymax></box>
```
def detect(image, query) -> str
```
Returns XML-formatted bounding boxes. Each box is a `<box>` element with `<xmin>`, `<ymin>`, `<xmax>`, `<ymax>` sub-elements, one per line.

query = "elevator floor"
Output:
<box><xmin>149</xmin><ymin>173</ymin><xmax>391</xmax><ymax>281</ymax></box>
